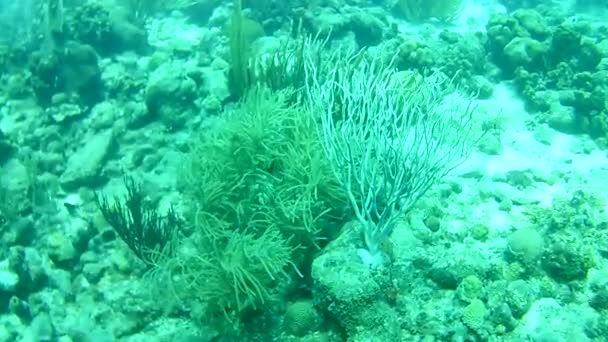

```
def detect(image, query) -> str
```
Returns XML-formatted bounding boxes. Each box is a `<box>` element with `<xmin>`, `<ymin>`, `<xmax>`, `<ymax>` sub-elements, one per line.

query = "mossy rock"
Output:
<box><xmin>542</xmin><ymin>241</ymin><xmax>595</xmax><ymax>282</ymax></box>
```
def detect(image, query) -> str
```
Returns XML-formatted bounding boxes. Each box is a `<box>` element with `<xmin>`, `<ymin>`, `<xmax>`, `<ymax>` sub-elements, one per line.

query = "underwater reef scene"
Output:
<box><xmin>2</xmin><ymin>0</ymin><xmax>608</xmax><ymax>340</ymax></box>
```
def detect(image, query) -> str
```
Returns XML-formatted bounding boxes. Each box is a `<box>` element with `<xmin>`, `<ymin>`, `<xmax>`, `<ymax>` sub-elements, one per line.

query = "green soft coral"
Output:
<box><xmin>163</xmin><ymin>225</ymin><xmax>295</xmax><ymax>313</ymax></box>
<box><xmin>154</xmin><ymin>87</ymin><xmax>346</xmax><ymax>332</ymax></box>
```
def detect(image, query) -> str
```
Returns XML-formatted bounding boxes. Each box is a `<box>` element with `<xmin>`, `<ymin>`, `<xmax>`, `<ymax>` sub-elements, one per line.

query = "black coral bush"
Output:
<box><xmin>95</xmin><ymin>177</ymin><xmax>182</xmax><ymax>265</ymax></box>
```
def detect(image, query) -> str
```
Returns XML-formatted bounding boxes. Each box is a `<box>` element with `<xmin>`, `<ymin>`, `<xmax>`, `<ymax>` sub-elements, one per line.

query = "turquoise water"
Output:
<box><xmin>1</xmin><ymin>0</ymin><xmax>608</xmax><ymax>341</ymax></box>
